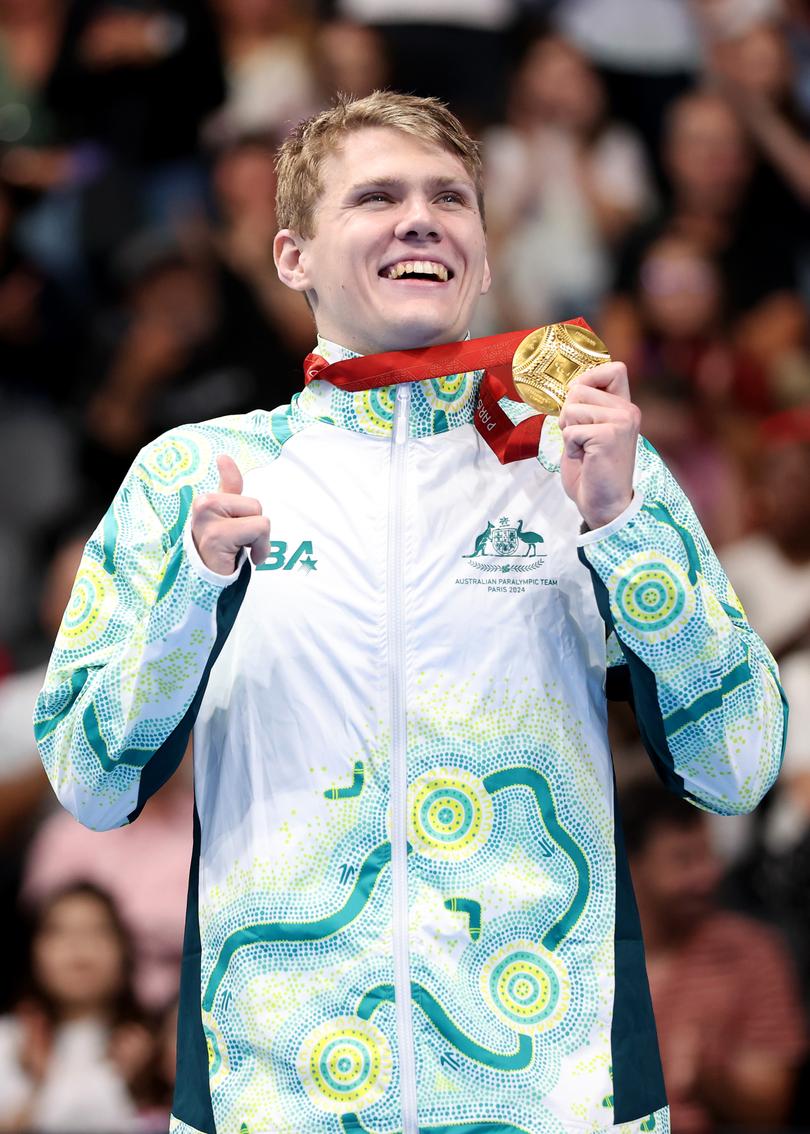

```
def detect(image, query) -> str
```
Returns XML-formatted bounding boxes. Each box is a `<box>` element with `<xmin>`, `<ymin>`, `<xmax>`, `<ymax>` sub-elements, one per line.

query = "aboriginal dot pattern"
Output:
<box><xmin>298</xmin><ymin>337</ymin><xmax>479</xmax><ymax>437</ymax></box>
<box><xmin>36</xmin><ymin>356</ymin><xmax>778</xmax><ymax>1134</ymax></box>
<box><xmin>578</xmin><ymin>437</ymin><xmax>784</xmax><ymax>815</ymax></box>
<box><xmin>196</xmin><ymin>677</ymin><xmax>615</xmax><ymax>1132</ymax></box>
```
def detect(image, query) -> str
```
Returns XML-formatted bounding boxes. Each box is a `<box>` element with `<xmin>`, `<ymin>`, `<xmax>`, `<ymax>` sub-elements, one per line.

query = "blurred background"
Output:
<box><xmin>0</xmin><ymin>0</ymin><xmax>808</xmax><ymax>1130</ymax></box>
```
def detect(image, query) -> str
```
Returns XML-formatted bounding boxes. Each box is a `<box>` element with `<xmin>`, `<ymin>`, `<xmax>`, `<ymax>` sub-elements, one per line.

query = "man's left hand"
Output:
<box><xmin>558</xmin><ymin>362</ymin><xmax>640</xmax><ymax>529</ymax></box>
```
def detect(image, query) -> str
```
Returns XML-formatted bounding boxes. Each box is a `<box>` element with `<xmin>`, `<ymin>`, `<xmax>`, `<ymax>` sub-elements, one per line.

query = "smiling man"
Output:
<box><xmin>274</xmin><ymin>125</ymin><xmax>490</xmax><ymax>356</ymax></box>
<box><xmin>35</xmin><ymin>93</ymin><xmax>786</xmax><ymax>1134</ymax></box>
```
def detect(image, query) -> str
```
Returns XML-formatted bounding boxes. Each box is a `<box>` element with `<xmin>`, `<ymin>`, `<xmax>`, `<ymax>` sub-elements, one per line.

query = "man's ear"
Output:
<box><xmin>274</xmin><ymin>230</ymin><xmax>311</xmax><ymax>292</ymax></box>
<box><xmin>480</xmin><ymin>253</ymin><xmax>492</xmax><ymax>297</ymax></box>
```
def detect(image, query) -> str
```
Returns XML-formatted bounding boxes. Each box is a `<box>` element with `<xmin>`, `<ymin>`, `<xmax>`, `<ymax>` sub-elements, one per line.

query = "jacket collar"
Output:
<box><xmin>292</xmin><ymin>335</ymin><xmax>482</xmax><ymax>438</ymax></box>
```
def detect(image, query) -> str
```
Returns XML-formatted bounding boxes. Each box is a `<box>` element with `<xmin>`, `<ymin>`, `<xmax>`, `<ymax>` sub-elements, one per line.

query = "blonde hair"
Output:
<box><xmin>275</xmin><ymin>90</ymin><xmax>484</xmax><ymax>238</ymax></box>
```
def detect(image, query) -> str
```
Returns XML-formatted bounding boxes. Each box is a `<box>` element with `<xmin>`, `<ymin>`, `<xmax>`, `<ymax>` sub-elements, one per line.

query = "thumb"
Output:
<box><xmin>216</xmin><ymin>453</ymin><xmax>243</xmax><ymax>496</ymax></box>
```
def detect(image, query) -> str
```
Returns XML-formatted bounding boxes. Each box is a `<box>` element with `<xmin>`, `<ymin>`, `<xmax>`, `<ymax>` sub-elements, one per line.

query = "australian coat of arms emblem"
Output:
<box><xmin>463</xmin><ymin>517</ymin><xmax>546</xmax><ymax>573</ymax></box>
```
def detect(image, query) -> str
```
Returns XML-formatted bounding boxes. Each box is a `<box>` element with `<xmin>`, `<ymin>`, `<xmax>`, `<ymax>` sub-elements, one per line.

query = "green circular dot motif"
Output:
<box><xmin>614</xmin><ymin>557</ymin><xmax>694</xmax><ymax>639</ymax></box>
<box><xmin>297</xmin><ymin>1016</ymin><xmax>392</xmax><ymax>1113</ymax></box>
<box><xmin>481</xmin><ymin>941</ymin><xmax>570</xmax><ymax>1035</ymax></box>
<box><xmin>407</xmin><ymin>769</ymin><xmax>493</xmax><ymax>860</ymax></box>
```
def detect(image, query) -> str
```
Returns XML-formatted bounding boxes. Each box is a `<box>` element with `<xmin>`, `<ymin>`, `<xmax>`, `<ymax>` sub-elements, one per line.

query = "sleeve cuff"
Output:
<box><xmin>183</xmin><ymin>520</ymin><xmax>249</xmax><ymax>586</ymax></box>
<box><xmin>576</xmin><ymin>490</ymin><xmax>645</xmax><ymax>548</ymax></box>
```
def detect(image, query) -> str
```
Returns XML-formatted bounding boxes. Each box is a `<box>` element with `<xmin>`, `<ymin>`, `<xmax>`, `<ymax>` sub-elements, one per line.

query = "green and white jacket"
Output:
<box><xmin>35</xmin><ymin>340</ymin><xmax>786</xmax><ymax>1134</ymax></box>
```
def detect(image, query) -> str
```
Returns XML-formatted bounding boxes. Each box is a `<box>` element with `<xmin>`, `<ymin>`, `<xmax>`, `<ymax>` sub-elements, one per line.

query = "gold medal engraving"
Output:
<box><xmin>512</xmin><ymin>323</ymin><xmax>611</xmax><ymax>414</ymax></box>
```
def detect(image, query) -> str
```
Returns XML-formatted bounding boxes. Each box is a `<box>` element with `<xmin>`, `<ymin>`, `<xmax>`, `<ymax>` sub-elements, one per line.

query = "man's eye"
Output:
<box><xmin>360</xmin><ymin>192</ymin><xmax>391</xmax><ymax>204</ymax></box>
<box><xmin>437</xmin><ymin>192</ymin><xmax>464</xmax><ymax>205</ymax></box>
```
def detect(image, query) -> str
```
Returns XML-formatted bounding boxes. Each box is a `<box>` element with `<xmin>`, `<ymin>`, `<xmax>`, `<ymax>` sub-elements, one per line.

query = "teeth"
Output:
<box><xmin>385</xmin><ymin>260</ymin><xmax>449</xmax><ymax>281</ymax></box>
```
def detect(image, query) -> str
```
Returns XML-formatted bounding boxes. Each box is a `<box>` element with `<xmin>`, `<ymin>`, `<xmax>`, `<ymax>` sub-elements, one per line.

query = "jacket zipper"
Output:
<box><xmin>388</xmin><ymin>382</ymin><xmax>418</xmax><ymax>1134</ymax></box>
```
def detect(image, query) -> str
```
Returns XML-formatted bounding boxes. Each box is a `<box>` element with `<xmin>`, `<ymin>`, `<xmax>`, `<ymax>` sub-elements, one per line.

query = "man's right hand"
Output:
<box><xmin>191</xmin><ymin>455</ymin><xmax>270</xmax><ymax>575</ymax></box>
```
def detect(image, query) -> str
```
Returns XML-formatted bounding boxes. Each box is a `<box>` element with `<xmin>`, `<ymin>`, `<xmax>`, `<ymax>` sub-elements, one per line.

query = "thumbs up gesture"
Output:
<box><xmin>190</xmin><ymin>455</ymin><xmax>271</xmax><ymax>575</ymax></box>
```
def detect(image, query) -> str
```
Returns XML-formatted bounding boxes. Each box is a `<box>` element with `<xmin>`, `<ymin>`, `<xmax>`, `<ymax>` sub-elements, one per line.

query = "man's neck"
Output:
<box><xmin>315</xmin><ymin>331</ymin><xmax>472</xmax><ymax>363</ymax></box>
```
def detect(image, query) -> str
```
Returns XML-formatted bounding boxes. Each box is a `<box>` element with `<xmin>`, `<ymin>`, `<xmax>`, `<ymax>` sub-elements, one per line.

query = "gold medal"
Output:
<box><xmin>511</xmin><ymin>322</ymin><xmax>611</xmax><ymax>415</ymax></box>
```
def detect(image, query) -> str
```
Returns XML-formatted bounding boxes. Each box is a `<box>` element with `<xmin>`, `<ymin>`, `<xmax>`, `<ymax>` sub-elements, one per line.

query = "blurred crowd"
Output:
<box><xmin>0</xmin><ymin>0</ymin><xmax>808</xmax><ymax>1130</ymax></box>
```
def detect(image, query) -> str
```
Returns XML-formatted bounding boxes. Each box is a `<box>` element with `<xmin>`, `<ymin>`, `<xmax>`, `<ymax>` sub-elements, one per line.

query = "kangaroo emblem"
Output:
<box><xmin>463</xmin><ymin>521</ymin><xmax>493</xmax><ymax>558</ymax></box>
<box><xmin>515</xmin><ymin>519</ymin><xmax>544</xmax><ymax>557</ymax></box>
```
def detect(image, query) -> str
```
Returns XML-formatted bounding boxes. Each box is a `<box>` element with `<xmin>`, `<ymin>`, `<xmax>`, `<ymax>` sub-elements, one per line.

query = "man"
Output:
<box><xmin>624</xmin><ymin>779</ymin><xmax>806</xmax><ymax>1132</ymax></box>
<box><xmin>34</xmin><ymin>92</ymin><xmax>786</xmax><ymax>1134</ymax></box>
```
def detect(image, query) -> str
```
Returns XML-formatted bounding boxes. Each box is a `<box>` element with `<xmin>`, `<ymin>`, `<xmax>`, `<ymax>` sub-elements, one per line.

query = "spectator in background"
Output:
<box><xmin>700</xmin><ymin>9</ymin><xmax>810</xmax><ymax>373</ymax></box>
<box><xmin>623</xmin><ymin>779</ymin><xmax>807</xmax><ymax>1133</ymax></box>
<box><xmin>0</xmin><ymin>0</ymin><xmax>82</xmax><ymax>294</ymax></box>
<box><xmin>22</xmin><ymin>745</ymin><xmax>192</xmax><ymax>1012</ymax></box>
<box><xmin>0</xmin><ymin>527</ymin><xmax>87</xmax><ymax>837</ymax></box>
<box><xmin>0</xmin><ymin>185</ymin><xmax>79</xmax><ymax>411</ymax></box>
<box><xmin>617</xmin><ymin>231</ymin><xmax>770</xmax><ymax>417</ymax></box>
<box><xmin>0</xmin><ymin>178</ymin><xmax>83</xmax><ymax>653</ymax></box>
<box><xmin>134</xmin><ymin>998</ymin><xmax>179</xmax><ymax>1133</ymax></box>
<box><xmin>204</xmin><ymin>0</ymin><xmax>317</xmax><ymax>145</ymax></box>
<box><xmin>43</xmin><ymin>0</ymin><xmax>225</xmax><ymax>280</ymax></box>
<box><xmin>605</xmin><ymin>231</ymin><xmax>768</xmax><ymax>546</ymax></box>
<box><xmin>77</xmin><ymin>230</ymin><xmax>299</xmax><ymax>507</ymax></box>
<box><xmin>0</xmin><ymin>528</ymin><xmax>87</xmax><ymax>1017</ymax></box>
<box><xmin>604</xmin><ymin>88</ymin><xmax>806</xmax><ymax>386</ymax></box>
<box><xmin>313</xmin><ymin>19</ymin><xmax>390</xmax><ymax>103</ymax></box>
<box><xmin>332</xmin><ymin>0</ymin><xmax>520</xmax><ymax>129</ymax></box>
<box><xmin>210</xmin><ymin>131</ymin><xmax>314</xmax><ymax>359</ymax></box>
<box><xmin>48</xmin><ymin>0</ymin><xmax>224</xmax><ymax>177</ymax></box>
<box><xmin>758</xmin><ymin>644</ymin><xmax>810</xmax><ymax>1122</ymax></box>
<box><xmin>0</xmin><ymin>883</ymin><xmax>153</xmax><ymax>1132</ymax></box>
<box><xmin>0</xmin><ymin>0</ymin><xmax>62</xmax><ymax>151</ymax></box>
<box><xmin>785</xmin><ymin>0</ymin><xmax>810</xmax><ymax>119</ymax></box>
<box><xmin>549</xmin><ymin>0</ymin><xmax>699</xmax><ymax>168</ymax></box>
<box><xmin>748</xmin><ymin>647</ymin><xmax>810</xmax><ymax>1035</ymax></box>
<box><xmin>482</xmin><ymin>34</ymin><xmax>655</xmax><ymax>330</ymax></box>
<box><xmin>720</xmin><ymin>409</ymin><xmax>810</xmax><ymax>658</ymax></box>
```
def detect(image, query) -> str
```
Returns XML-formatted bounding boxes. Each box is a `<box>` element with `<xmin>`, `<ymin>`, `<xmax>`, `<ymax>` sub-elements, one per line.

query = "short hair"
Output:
<box><xmin>619</xmin><ymin>779</ymin><xmax>704</xmax><ymax>857</ymax></box>
<box><xmin>275</xmin><ymin>90</ymin><xmax>485</xmax><ymax>238</ymax></box>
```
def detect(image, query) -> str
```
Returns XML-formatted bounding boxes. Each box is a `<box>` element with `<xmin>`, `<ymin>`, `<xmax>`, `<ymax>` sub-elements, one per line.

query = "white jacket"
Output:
<box><xmin>35</xmin><ymin>340</ymin><xmax>786</xmax><ymax>1134</ymax></box>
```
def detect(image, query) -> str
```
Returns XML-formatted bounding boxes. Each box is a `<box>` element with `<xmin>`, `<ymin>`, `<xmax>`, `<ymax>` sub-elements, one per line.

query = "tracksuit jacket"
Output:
<box><xmin>34</xmin><ymin>339</ymin><xmax>787</xmax><ymax>1134</ymax></box>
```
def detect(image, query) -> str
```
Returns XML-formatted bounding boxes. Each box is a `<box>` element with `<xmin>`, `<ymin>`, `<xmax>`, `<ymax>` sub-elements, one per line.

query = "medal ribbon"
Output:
<box><xmin>302</xmin><ymin>318</ymin><xmax>591</xmax><ymax>464</ymax></box>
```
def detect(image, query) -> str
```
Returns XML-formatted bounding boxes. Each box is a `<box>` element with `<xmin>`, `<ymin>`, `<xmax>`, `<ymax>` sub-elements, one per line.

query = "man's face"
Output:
<box><xmin>275</xmin><ymin>126</ymin><xmax>491</xmax><ymax>354</ymax></box>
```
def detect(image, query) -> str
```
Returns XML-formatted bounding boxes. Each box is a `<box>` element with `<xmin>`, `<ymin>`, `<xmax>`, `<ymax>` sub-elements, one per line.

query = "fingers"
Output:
<box><xmin>560</xmin><ymin>414</ymin><xmax>641</xmax><ymax>452</ymax></box>
<box><xmin>560</xmin><ymin>360</ymin><xmax>640</xmax><ymax>436</ymax></box>
<box><xmin>559</xmin><ymin>400</ymin><xmax>639</xmax><ymax>431</ymax></box>
<box><xmin>561</xmin><ymin>422</ymin><xmax>627</xmax><ymax>458</ymax></box>
<box><xmin>217</xmin><ymin>453</ymin><xmax>243</xmax><ymax>496</ymax></box>
<box><xmin>191</xmin><ymin>454</ymin><xmax>270</xmax><ymax>575</ymax></box>
<box><xmin>224</xmin><ymin>515</ymin><xmax>271</xmax><ymax>555</ymax></box>
<box><xmin>191</xmin><ymin>511</ymin><xmax>271</xmax><ymax>576</ymax></box>
<box><xmin>192</xmin><ymin>490</ymin><xmax>262</xmax><ymax>521</ymax></box>
<box><xmin>193</xmin><ymin>456</ymin><xmax>260</xmax><ymax>522</ymax></box>
<box><xmin>558</xmin><ymin>362</ymin><xmax>639</xmax><ymax>529</ymax></box>
<box><xmin>569</xmin><ymin>361</ymin><xmax>631</xmax><ymax>401</ymax></box>
<box><xmin>558</xmin><ymin>396</ymin><xmax>639</xmax><ymax>435</ymax></box>
<box><xmin>250</xmin><ymin>524</ymin><xmax>271</xmax><ymax>565</ymax></box>
<box><xmin>564</xmin><ymin>384</ymin><xmax>623</xmax><ymax>409</ymax></box>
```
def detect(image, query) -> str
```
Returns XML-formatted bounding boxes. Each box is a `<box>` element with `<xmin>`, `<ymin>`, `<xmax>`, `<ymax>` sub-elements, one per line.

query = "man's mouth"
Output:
<box><xmin>380</xmin><ymin>260</ymin><xmax>453</xmax><ymax>282</ymax></box>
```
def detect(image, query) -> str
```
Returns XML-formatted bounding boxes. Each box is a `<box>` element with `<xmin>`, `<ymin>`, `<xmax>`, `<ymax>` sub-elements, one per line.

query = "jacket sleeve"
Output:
<box><xmin>33</xmin><ymin>428</ymin><xmax>250</xmax><ymax>831</ymax></box>
<box><xmin>577</xmin><ymin>437</ymin><xmax>787</xmax><ymax>816</ymax></box>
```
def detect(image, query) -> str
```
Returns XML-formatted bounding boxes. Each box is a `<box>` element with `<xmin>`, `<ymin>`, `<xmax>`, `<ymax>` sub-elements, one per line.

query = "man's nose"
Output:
<box><xmin>393</xmin><ymin>196</ymin><xmax>442</xmax><ymax>241</ymax></box>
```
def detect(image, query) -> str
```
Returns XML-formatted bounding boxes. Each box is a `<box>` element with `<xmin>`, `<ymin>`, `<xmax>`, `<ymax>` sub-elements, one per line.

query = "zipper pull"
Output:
<box><xmin>394</xmin><ymin>384</ymin><xmax>411</xmax><ymax>446</ymax></box>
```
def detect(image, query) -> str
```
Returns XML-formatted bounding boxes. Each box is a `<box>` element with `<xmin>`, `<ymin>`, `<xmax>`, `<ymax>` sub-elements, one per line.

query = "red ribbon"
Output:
<box><xmin>303</xmin><ymin>318</ymin><xmax>591</xmax><ymax>464</ymax></box>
